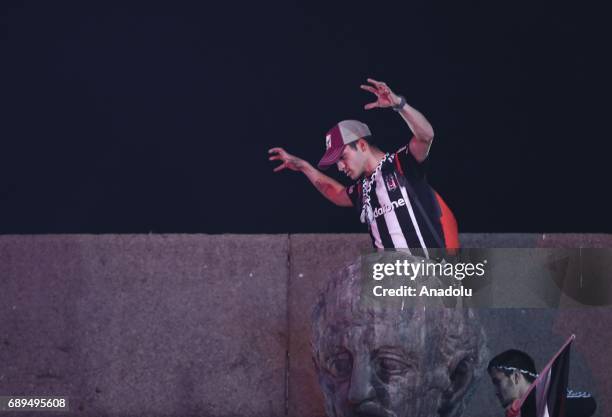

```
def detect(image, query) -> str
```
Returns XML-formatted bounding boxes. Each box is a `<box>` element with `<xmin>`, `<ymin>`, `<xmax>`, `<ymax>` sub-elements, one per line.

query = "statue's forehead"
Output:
<box><xmin>319</xmin><ymin>317</ymin><xmax>428</xmax><ymax>355</ymax></box>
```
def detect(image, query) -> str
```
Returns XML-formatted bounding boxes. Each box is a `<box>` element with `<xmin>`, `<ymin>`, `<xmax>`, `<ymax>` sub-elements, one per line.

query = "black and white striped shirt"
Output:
<box><xmin>346</xmin><ymin>146</ymin><xmax>445</xmax><ymax>256</ymax></box>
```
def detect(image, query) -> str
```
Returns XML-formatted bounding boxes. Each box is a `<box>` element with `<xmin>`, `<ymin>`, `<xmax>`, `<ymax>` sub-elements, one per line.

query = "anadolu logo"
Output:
<box><xmin>373</xmin><ymin>198</ymin><xmax>406</xmax><ymax>218</ymax></box>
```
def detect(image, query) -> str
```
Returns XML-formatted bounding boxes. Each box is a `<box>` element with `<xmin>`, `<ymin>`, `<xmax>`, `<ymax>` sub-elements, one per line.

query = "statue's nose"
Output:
<box><xmin>347</xmin><ymin>357</ymin><xmax>376</xmax><ymax>406</ymax></box>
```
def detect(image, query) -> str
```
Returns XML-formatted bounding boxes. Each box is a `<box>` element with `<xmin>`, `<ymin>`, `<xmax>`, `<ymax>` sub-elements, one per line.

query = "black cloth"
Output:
<box><xmin>565</xmin><ymin>390</ymin><xmax>597</xmax><ymax>417</ymax></box>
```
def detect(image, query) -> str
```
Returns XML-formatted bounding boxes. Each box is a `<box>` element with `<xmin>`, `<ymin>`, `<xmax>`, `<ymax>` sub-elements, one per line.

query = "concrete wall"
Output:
<box><xmin>1</xmin><ymin>234</ymin><xmax>611</xmax><ymax>417</ymax></box>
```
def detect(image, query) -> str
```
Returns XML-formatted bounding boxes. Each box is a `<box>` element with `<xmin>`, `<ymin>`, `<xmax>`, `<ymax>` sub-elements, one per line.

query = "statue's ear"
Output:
<box><xmin>312</xmin><ymin>355</ymin><xmax>320</xmax><ymax>372</ymax></box>
<box><xmin>440</xmin><ymin>357</ymin><xmax>475</xmax><ymax>414</ymax></box>
<box><xmin>310</xmin><ymin>343</ymin><xmax>320</xmax><ymax>373</ymax></box>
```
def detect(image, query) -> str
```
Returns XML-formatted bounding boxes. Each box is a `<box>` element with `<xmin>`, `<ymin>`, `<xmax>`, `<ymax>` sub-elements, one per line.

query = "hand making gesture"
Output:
<box><xmin>268</xmin><ymin>147</ymin><xmax>306</xmax><ymax>172</ymax></box>
<box><xmin>360</xmin><ymin>78</ymin><xmax>402</xmax><ymax>110</ymax></box>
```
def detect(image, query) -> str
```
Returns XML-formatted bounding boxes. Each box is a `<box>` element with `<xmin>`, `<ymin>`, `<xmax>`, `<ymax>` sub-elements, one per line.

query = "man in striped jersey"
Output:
<box><xmin>269</xmin><ymin>78</ymin><xmax>458</xmax><ymax>254</ymax></box>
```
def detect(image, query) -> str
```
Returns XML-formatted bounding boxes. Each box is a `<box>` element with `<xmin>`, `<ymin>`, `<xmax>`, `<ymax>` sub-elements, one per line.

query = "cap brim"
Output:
<box><xmin>317</xmin><ymin>145</ymin><xmax>344</xmax><ymax>170</ymax></box>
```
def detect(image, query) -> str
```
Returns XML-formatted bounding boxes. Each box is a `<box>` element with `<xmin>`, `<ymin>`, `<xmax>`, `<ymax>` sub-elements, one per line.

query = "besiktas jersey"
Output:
<box><xmin>346</xmin><ymin>145</ymin><xmax>459</xmax><ymax>255</ymax></box>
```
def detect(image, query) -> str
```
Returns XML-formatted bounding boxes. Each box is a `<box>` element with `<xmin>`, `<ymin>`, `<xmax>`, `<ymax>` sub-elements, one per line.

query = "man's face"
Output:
<box><xmin>336</xmin><ymin>143</ymin><xmax>367</xmax><ymax>180</ymax></box>
<box><xmin>316</xmin><ymin>317</ymin><xmax>447</xmax><ymax>417</ymax></box>
<box><xmin>488</xmin><ymin>369</ymin><xmax>521</xmax><ymax>410</ymax></box>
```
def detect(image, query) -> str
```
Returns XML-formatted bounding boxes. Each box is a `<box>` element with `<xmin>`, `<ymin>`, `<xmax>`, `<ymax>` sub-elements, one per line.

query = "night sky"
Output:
<box><xmin>1</xmin><ymin>1</ymin><xmax>610</xmax><ymax>234</ymax></box>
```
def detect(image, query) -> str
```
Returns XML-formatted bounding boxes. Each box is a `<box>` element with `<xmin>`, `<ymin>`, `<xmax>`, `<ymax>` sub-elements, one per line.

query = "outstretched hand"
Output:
<box><xmin>268</xmin><ymin>147</ymin><xmax>305</xmax><ymax>172</ymax></box>
<box><xmin>360</xmin><ymin>78</ymin><xmax>401</xmax><ymax>110</ymax></box>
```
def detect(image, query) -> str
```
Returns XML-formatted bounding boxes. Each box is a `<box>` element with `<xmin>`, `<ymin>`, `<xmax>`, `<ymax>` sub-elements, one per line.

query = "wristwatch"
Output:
<box><xmin>392</xmin><ymin>95</ymin><xmax>406</xmax><ymax>112</ymax></box>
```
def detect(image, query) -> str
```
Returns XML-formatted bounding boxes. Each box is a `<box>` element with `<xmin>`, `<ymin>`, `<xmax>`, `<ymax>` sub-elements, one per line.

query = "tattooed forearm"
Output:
<box><xmin>314</xmin><ymin>179</ymin><xmax>335</xmax><ymax>199</ymax></box>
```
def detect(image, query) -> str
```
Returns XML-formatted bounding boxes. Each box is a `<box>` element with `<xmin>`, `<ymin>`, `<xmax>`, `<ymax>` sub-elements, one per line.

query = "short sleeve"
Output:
<box><xmin>346</xmin><ymin>182</ymin><xmax>361</xmax><ymax>207</ymax></box>
<box><xmin>395</xmin><ymin>143</ymin><xmax>428</xmax><ymax>181</ymax></box>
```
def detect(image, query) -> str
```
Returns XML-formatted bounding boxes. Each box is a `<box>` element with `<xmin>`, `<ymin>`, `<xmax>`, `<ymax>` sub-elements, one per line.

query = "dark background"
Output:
<box><xmin>0</xmin><ymin>0</ymin><xmax>610</xmax><ymax>234</ymax></box>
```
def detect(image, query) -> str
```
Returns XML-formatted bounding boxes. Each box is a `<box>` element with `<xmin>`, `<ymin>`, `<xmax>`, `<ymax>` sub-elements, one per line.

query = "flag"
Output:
<box><xmin>506</xmin><ymin>335</ymin><xmax>574</xmax><ymax>417</ymax></box>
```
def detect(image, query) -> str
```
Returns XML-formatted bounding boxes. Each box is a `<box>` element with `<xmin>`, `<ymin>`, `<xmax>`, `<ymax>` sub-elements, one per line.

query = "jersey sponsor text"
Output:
<box><xmin>373</xmin><ymin>198</ymin><xmax>406</xmax><ymax>218</ymax></box>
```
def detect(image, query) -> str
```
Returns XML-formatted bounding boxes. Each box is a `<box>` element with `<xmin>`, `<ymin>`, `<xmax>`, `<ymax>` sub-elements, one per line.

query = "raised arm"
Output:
<box><xmin>268</xmin><ymin>147</ymin><xmax>353</xmax><ymax>207</ymax></box>
<box><xmin>361</xmin><ymin>78</ymin><xmax>434</xmax><ymax>163</ymax></box>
